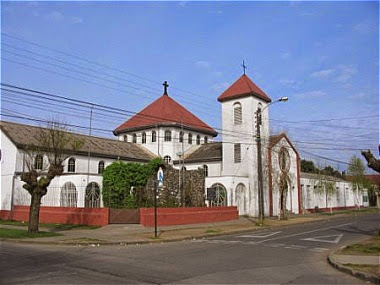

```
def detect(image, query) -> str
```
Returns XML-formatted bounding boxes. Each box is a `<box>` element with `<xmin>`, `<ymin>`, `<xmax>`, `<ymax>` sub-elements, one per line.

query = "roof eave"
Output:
<box><xmin>217</xmin><ymin>92</ymin><xmax>272</xmax><ymax>103</ymax></box>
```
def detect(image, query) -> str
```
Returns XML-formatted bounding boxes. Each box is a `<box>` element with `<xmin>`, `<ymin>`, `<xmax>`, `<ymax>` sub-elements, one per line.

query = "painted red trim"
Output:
<box><xmin>268</xmin><ymin>148</ymin><xmax>273</xmax><ymax>217</ymax></box>
<box><xmin>296</xmin><ymin>154</ymin><xmax>302</xmax><ymax>214</ymax></box>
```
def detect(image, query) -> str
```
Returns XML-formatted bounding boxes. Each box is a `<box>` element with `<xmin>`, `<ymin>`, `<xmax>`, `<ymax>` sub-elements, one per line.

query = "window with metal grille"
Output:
<box><xmin>196</xmin><ymin>135</ymin><xmax>201</xmax><ymax>145</ymax></box>
<box><xmin>34</xmin><ymin>154</ymin><xmax>43</xmax><ymax>170</ymax></box>
<box><xmin>164</xmin><ymin>130</ymin><xmax>171</xmax><ymax>142</ymax></box>
<box><xmin>85</xmin><ymin>182</ymin><xmax>101</xmax><ymax>208</ymax></box>
<box><xmin>133</xmin><ymin>133</ymin><xmax>137</xmax><ymax>143</ymax></box>
<box><xmin>234</xmin><ymin>143</ymin><xmax>241</xmax><ymax>163</ymax></box>
<box><xmin>68</xmin><ymin>158</ymin><xmax>76</xmax><ymax>172</ymax></box>
<box><xmin>164</xmin><ymin>155</ymin><xmax>171</xmax><ymax>164</ymax></box>
<box><xmin>179</xmin><ymin>131</ymin><xmax>184</xmax><ymax>143</ymax></box>
<box><xmin>60</xmin><ymin>182</ymin><xmax>77</xmax><ymax>207</ymax></box>
<box><xmin>151</xmin><ymin>131</ymin><xmax>156</xmax><ymax>142</ymax></box>
<box><xmin>233</xmin><ymin>102</ymin><xmax>242</xmax><ymax>125</ymax></box>
<box><xmin>98</xmin><ymin>161</ymin><xmax>105</xmax><ymax>174</ymax></box>
<box><xmin>142</xmin><ymin>132</ymin><xmax>146</xmax><ymax>144</ymax></box>
<box><xmin>188</xmin><ymin>133</ymin><xmax>192</xmax><ymax>144</ymax></box>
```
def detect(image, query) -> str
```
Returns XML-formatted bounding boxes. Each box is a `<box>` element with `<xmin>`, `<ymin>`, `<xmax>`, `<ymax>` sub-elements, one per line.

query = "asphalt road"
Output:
<box><xmin>1</xmin><ymin>213</ymin><xmax>379</xmax><ymax>284</ymax></box>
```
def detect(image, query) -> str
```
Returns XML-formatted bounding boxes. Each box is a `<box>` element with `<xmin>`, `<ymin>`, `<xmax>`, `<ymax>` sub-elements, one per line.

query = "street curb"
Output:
<box><xmin>328</xmin><ymin>253</ymin><xmax>380</xmax><ymax>284</ymax></box>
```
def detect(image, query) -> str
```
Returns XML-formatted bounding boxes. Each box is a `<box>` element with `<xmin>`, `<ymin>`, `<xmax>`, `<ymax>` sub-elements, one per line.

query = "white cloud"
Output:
<box><xmin>279</xmin><ymin>79</ymin><xmax>296</xmax><ymax>85</ymax></box>
<box><xmin>294</xmin><ymin>91</ymin><xmax>327</xmax><ymax>99</ymax></box>
<box><xmin>353</xmin><ymin>20</ymin><xmax>370</xmax><ymax>34</ymax></box>
<box><xmin>212</xmin><ymin>82</ymin><xmax>230</xmax><ymax>92</ymax></box>
<box><xmin>335</xmin><ymin>65</ymin><xmax>357</xmax><ymax>83</ymax></box>
<box><xmin>310</xmin><ymin>69</ymin><xmax>335</xmax><ymax>78</ymax></box>
<box><xmin>71</xmin><ymin>17</ymin><xmax>83</xmax><ymax>24</ymax></box>
<box><xmin>45</xmin><ymin>11</ymin><xmax>65</xmax><ymax>21</ymax></box>
<box><xmin>281</xmin><ymin>52</ymin><xmax>291</xmax><ymax>60</ymax></box>
<box><xmin>212</xmin><ymin>71</ymin><xmax>223</xmax><ymax>77</ymax></box>
<box><xmin>195</xmin><ymin>61</ymin><xmax>210</xmax><ymax>69</ymax></box>
<box><xmin>349</xmin><ymin>92</ymin><xmax>367</xmax><ymax>99</ymax></box>
<box><xmin>178</xmin><ymin>1</ymin><xmax>187</xmax><ymax>8</ymax></box>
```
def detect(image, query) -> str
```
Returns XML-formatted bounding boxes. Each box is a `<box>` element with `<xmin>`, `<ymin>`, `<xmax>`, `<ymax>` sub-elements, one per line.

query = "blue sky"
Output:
<box><xmin>1</xmin><ymin>1</ymin><xmax>379</xmax><ymax>172</ymax></box>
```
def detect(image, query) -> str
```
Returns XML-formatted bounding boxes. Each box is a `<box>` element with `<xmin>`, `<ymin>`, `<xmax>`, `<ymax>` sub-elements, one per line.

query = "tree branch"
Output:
<box><xmin>361</xmin><ymin>150</ymin><xmax>380</xmax><ymax>173</ymax></box>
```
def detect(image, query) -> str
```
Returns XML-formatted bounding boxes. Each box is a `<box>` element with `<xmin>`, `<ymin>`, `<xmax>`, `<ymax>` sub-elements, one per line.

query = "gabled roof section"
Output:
<box><xmin>181</xmin><ymin>142</ymin><xmax>222</xmax><ymax>163</ymax></box>
<box><xmin>1</xmin><ymin>121</ymin><xmax>155</xmax><ymax>162</ymax></box>
<box><xmin>217</xmin><ymin>74</ymin><xmax>271</xmax><ymax>103</ymax></box>
<box><xmin>269</xmin><ymin>133</ymin><xmax>299</xmax><ymax>158</ymax></box>
<box><xmin>114</xmin><ymin>94</ymin><xmax>217</xmax><ymax>136</ymax></box>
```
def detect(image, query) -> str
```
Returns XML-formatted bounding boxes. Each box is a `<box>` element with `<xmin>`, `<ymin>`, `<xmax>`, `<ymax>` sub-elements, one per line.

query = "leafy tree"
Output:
<box><xmin>102</xmin><ymin>158</ymin><xmax>162</xmax><ymax>208</ymax></box>
<box><xmin>301</xmin><ymin>159</ymin><xmax>317</xmax><ymax>173</ymax></box>
<box><xmin>347</xmin><ymin>155</ymin><xmax>371</xmax><ymax>209</ymax></box>
<box><xmin>21</xmin><ymin>122</ymin><xmax>83</xmax><ymax>233</ymax></box>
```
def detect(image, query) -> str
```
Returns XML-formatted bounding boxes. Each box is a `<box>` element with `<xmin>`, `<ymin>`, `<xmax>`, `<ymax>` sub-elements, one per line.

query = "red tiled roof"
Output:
<box><xmin>217</xmin><ymin>74</ymin><xmax>271</xmax><ymax>103</ymax></box>
<box><xmin>114</xmin><ymin>94</ymin><xmax>217</xmax><ymax>136</ymax></box>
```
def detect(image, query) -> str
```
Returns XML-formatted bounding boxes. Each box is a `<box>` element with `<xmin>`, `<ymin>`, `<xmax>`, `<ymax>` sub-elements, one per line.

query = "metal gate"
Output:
<box><xmin>109</xmin><ymin>209</ymin><xmax>140</xmax><ymax>224</ymax></box>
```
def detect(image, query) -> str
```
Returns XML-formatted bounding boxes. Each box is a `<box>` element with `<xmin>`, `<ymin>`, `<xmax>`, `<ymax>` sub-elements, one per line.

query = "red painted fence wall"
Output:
<box><xmin>140</xmin><ymin>206</ymin><xmax>239</xmax><ymax>227</ymax></box>
<box><xmin>6</xmin><ymin>206</ymin><xmax>109</xmax><ymax>226</ymax></box>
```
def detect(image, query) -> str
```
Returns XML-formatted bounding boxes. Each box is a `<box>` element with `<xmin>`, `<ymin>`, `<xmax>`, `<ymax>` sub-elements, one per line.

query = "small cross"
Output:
<box><xmin>241</xmin><ymin>60</ymin><xmax>247</xmax><ymax>75</ymax></box>
<box><xmin>163</xmin><ymin>81</ymin><xmax>169</xmax><ymax>95</ymax></box>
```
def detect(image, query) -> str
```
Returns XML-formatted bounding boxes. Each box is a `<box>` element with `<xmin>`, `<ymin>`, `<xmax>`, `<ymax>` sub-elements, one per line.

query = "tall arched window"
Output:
<box><xmin>60</xmin><ymin>182</ymin><xmax>77</xmax><ymax>207</ymax></box>
<box><xmin>235</xmin><ymin>183</ymin><xmax>247</xmax><ymax>215</ymax></box>
<box><xmin>203</xmin><ymin>164</ymin><xmax>208</xmax><ymax>177</ymax></box>
<box><xmin>188</xmin><ymin>133</ymin><xmax>193</xmax><ymax>144</ymax></box>
<box><xmin>204</xmin><ymin>136</ymin><xmax>208</xmax><ymax>144</ymax></box>
<box><xmin>85</xmin><ymin>182</ymin><xmax>101</xmax><ymax>208</ymax></box>
<box><xmin>196</xmin><ymin>135</ymin><xmax>201</xmax><ymax>145</ymax></box>
<box><xmin>142</xmin><ymin>132</ymin><xmax>146</xmax><ymax>144</ymax></box>
<box><xmin>34</xmin><ymin>154</ymin><xmax>43</xmax><ymax>170</ymax></box>
<box><xmin>68</xmin><ymin>158</ymin><xmax>76</xmax><ymax>173</ymax></box>
<box><xmin>164</xmin><ymin>130</ymin><xmax>171</xmax><ymax>142</ymax></box>
<box><xmin>132</xmin><ymin>134</ymin><xmax>137</xmax><ymax>143</ymax></box>
<box><xmin>98</xmin><ymin>161</ymin><xmax>105</xmax><ymax>174</ymax></box>
<box><xmin>233</xmin><ymin>102</ymin><xmax>242</xmax><ymax>125</ymax></box>
<box><xmin>179</xmin><ymin>131</ymin><xmax>184</xmax><ymax>143</ymax></box>
<box><xmin>151</xmin><ymin>131</ymin><xmax>157</xmax><ymax>142</ymax></box>
<box><xmin>164</xmin><ymin>155</ymin><xmax>171</xmax><ymax>164</ymax></box>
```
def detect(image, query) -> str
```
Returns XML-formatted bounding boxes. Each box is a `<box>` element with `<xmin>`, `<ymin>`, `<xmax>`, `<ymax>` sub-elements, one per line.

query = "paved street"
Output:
<box><xmin>1</xmin><ymin>213</ymin><xmax>378</xmax><ymax>284</ymax></box>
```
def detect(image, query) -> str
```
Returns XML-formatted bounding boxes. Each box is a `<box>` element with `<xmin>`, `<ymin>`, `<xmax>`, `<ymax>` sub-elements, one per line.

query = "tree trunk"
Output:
<box><xmin>361</xmin><ymin>150</ymin><xmax>380</xmax><ymax>173</ymax></box>
<box><xmin>28</xmin><ymin>192</ymin><xmax>43</xmax><ymax>233</ymax></box>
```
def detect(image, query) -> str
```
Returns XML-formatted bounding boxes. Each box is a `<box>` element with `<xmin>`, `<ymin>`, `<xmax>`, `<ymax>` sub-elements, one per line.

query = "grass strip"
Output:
<box><xmin>0</xmin><ymin>228</ymin><xmax>62</xmax><ymax>239</ymax></box>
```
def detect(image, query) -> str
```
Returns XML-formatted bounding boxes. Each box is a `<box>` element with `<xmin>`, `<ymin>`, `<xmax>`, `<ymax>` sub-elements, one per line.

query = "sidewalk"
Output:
<box><xmin>0</xmin><ymin>211</ymin><xmax>374</xmax><ymax>246</ymax></box>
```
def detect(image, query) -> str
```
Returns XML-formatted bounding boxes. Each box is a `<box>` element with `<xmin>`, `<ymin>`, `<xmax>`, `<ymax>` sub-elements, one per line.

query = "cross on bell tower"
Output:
<box><xmin>241</xmin><ymin>60</ymin><xmax>247</xmax><ymax>75</ymax></box>
<box><xmin>163</xmin><ymin>81</ymin><xmax>169</xmax><ymax>95</ymax></box>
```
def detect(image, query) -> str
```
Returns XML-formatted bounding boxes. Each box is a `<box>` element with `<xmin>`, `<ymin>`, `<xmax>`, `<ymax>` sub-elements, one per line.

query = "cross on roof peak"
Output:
<box><xmin>241</xmin><ymin>60</ymin><xmax>247</xmax><ymax>75</ymax></box>
<box><xmin>163</xmin><ymin>81</ymin><xmax>169</xmax><ymax>96</ymax></box>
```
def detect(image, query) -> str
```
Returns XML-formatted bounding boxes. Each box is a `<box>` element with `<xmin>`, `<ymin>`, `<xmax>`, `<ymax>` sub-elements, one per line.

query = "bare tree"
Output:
<box><xmin>361</xmin><ymin>150</ymin><xmax>380</xmax><ymax>173</ymax></box>
<box><xmin>21</xmin><ymin>121</ymin><xmax>83</xmax><ymax>233</ymax></box>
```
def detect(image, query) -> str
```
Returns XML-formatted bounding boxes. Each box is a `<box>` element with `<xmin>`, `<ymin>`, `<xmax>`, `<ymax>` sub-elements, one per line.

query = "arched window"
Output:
<box><xmin>209</xmin><ymin>183</ymin><xmax>227</xmax><ymax>207</ymax></box>
<box><xmin>142</xmin><ymin>132</ymin><xmax>146</xmax><ymax>144</ymax></box>
<box><xmin>132</xmin><ymin>134</ymin><xmax>137</xmax><ymax>143</ymax></box>
<box><xmin>68</xmin><ymin>158</ymin><xmax>76</xmax><ymax>173</ymax></box>
<box><xmin>34</xmin><ymin>154</ymin><xmax>43</xmax><ymax>170</ymax></box>
<box><xmin>179</xmin><ymin>131</ymin><xmax>184</xmax><ymax>143</ymax></box>
<box><xmin>164</xmin><ymin>130</ymin><xmax>171</xmax><ymax>142</ymax></box>
<box><xmin>60</xmin><ymin>182</ymin><xmax>77</xmax><ymax>207</ymax></box>
<box><xmin>235</xmin><ymin>183</ymin><xmax>247</xmax><ymax>215</ymax></box>
<box><xmin>279</xmin><ymin>147</ymin><xmax>290</xmax><ymax>172</ymax></box>
<box><xmin>164</xmin><ymin>155</ymin><xmax>171</xmax><ymax>164</ymax></box>
<box><xmin>123</xmin><ymin>135</ymin><xmax>128</xmax><ymax>142</ymax></box>
<box><xmin>151</xmin><ymin>131</ymin><xmax>157</xmax><ymax>142</ymax></box>
<box><xmin>98</xmin><ymin>161</ymin><xmax>105</xmax><ymax>174</ymax></box>
<box><xmin>85</xmin><ymin>182</ymin><xmax>101</xmax><ymax>208</ymax></box>
<box><xmin>233</xmin><ymin>102</ymin><xmax>242</xmax><ymax>125</ymax></box>
<box><xmin>203</xmin><ymin>164</ymin><xmax>208</xmax><ymax>177</ymax></box>
<box><xmin>204</xmin><ymin>136</ymin><xmax>208</xmax><ymax>144</ymax></box>
<box><xmin>188</xmin><ymin>133</ymin><xmax>193</xmax><ymax>144</ymax></box>
<box><xmin>196</xmin><ymin>135</ymin><xmax>201</xmax><ymax>145</ymax></box>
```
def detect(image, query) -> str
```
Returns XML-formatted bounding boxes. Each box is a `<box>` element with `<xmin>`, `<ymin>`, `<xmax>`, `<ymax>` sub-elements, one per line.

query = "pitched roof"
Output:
<box><xmin>1</xmin><ymin>121</ymin><xmax>155</xmax><ymax>162</ymax></box>
<box><xmin>181</xmin><ymin>142</ymin><xmax>222</xmax><ymax>163</ymax></box>
<box><xmin>217</xmin><ymin>74</ymin><xmax>271</xmax><ymax>103</ymax></box>
<box><xmin>114</xmin><ymin>94</ymin><xmax>217</xmax><ymax>136</ymax></box>
<box><xmin>269</xmin><ymin>133</ymin><xmax>300</xmax><ymax>158</ymax></box>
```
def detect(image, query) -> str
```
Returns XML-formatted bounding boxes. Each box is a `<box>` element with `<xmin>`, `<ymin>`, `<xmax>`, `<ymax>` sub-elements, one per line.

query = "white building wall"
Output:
<box><xmin>1</xmin><ymin>131</ymin><xmax>18</xmax><ymax>211</ymax></box>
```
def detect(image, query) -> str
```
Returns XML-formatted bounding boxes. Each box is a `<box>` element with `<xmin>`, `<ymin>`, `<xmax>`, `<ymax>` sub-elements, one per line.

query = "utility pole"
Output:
<box><xmin>256</xmin><ymin>108</ymin><xmax>264</xmax><ymax>224</ymax></box>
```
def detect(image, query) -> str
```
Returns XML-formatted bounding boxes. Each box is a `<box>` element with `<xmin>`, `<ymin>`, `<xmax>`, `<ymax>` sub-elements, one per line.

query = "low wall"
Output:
<box><xmin>0</xmin><ymin>210</ymin><xmax>11</xmax><ymax>220</ymax></box>
<box><xmin>306</xmin><ymin>206</ymin><xmax>359</xmax><ymax>213</ymax></box>
<box><xmin>6</xmin><ymin>206</ymin><xmax>109</xmax><ymax>226</ymax></box>
<box><xmin>140</xmin><ymin>206</ymin><xmax>239</xmax><ymax>227</ymax></box>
